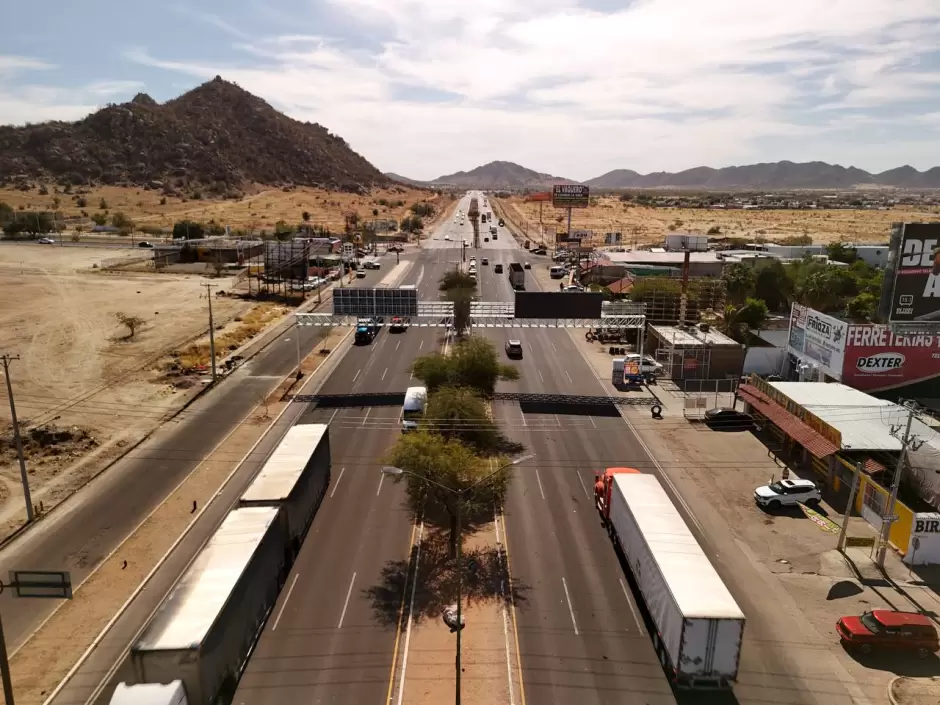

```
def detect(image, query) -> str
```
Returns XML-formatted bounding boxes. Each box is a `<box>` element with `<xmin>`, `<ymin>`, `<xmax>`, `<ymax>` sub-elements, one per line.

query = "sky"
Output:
<box><xmin>4</xmin><ymin>0</ymin><xmax>940</xmax><ymax>181</ymax></box>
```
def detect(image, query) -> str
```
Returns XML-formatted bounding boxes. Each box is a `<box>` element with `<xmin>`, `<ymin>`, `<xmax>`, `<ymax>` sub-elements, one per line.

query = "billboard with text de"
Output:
<box><xmin>886</xmin><ymin>223</ymin><xmax>940</xmax><ymax>323</ymax></box>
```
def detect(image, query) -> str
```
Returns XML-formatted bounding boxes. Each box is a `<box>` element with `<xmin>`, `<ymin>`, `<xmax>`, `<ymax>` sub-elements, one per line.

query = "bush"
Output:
<box><xmin>99</xmin><ymin>198</ymin><xmax>108</xmax><ymax>210</ymax></box>
<box><xmin>159</xmin><ymin>197</ymin><xmax>167</xmax><ymax>205</ymax></box>
<box><xmin>173</xmin><ymin>220</ymin><xmax>204</xmax><ymax>240</ymax></box>
<box><xmin>111</xmin><ymin>211</ymin><xmax>135</xmax><ymax>229</ymax></box>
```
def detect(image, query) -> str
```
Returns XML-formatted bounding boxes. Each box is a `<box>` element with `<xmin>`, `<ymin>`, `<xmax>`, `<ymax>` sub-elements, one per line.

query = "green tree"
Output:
<box><xmin>0</xmin><ymin>202</ymin><xmax>13</xmax><ymax>226</ymax></box>
<box><xmin>721</xmin><ymin>297</ymin><xmax>769</xmax><ymax>342</ymax></box>
<box><xmin>424</xmin><ymin>386</ymin><xmax>500</xmax><ymax>452</ymax></box>
<box><xmin>385</xmin><ymin>431</ymin><xmax>508</xmax><ymax>556</ymax></box>
<box><xmin>400</xmin><ymin>215</ymin><xmax>424</xmax><ymax>234</ymax></box>
<box><xmin>99</xmin><ymin>198</ymin><xmax>108</xmax><ymax>210</ymax></box>
<box><xmin>846</xmin><ymin>292</ymin><xmax>879</xmax><ymax>322</ymax></box>
<box><xmin>410</xmin><ymin>202</ymin><xmax>435</xmax><ymax>218</ymax></box>
<box><xmin>90</xmin><ymin>212</ymin><xmax>108</xmax><ymax>226</ymax></box>
<box><xmin>302</xmin><ymin>211</ymin><xmax>311</xmax><ymax>222</ymax></box>
<box><xmin>826</xmin><ymin>241</ymin><xmax>858</xmax><ymax>264</ymax></box>
<box><xmin>111</xmin><ymin>211</ymin><xmax>135</xmax><ymax>229</ymax></box>
<box><xmin>439</xmin><ymin>269</ymin><xmax>476</xmax><ymax>332</ymax></box>
<box><xmin>753</xmin><ymin>260</ymin><xmax>792</xmax><ymax>312</ymax></box>
<box><xmin>721</xmin><ymin>263</ymin><xmax>756</xmax><ymax>305</ymax></box>
<box><xmin>172</xmin><ymin>220</ymin><xmax>204</xmax><ymax>240</ymax></box>
<box><xmin>412</xmin><ymin>337</ymin><xmax>519</xmax><ymax>397</ymax></box>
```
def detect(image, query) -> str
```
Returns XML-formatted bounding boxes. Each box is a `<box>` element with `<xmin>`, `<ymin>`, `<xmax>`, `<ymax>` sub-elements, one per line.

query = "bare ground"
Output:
<box><xmin>0</xmin><ymin>244</ymin><xmax>271</xmax><ymax>536</ymax></box>
<box><xmin>498</xmin><ymin>196</ymin><xmax>939</xmax><ymax>248</ymax></box>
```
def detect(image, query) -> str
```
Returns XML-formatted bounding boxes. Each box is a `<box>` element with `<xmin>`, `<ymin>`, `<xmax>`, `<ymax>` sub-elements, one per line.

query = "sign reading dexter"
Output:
<box><xmin>552</xmin><ymin>184</ymin><xmax>590</xmax><ymax>209</ymax></box>
<box><xmin>888</xmin><ymin>223</ymin><xmax>940</xmax><ymax>323</ymax></box>
<box><xmin>842</xmin><ymin>323</ymin><xmax>940</xmax><ymax>392</ymax></box>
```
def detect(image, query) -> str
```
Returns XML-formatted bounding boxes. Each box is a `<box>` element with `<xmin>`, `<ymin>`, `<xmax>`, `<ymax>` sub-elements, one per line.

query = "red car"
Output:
<box><xmin>837</xmin><ymin>610</ymin><xmax>939</xmax><ymax>657</ymax></box>
<box><xmin>389</xmin><ymin>316</ymin><xmax>408</xmax><ymax>332</ymax></box>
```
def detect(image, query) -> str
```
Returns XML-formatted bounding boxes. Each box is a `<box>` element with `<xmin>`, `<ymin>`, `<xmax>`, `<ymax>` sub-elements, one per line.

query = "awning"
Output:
<box><xmin>738</xmin><ymin>384</ymin><xmax>839</xmax><ymax>459</ymax></box>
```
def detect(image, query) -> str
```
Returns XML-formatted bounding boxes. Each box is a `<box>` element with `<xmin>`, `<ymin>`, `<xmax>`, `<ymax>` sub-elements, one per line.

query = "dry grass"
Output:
<box><xmin>175</xmin><ymin>302</ymin><xmax>289</xmax><ymax>369</ymax></box>
<box><xmin>499</xmin><ymin>195</ymin><xmax>940</xmax><ymax>247</ymax></box>
<box><xmin>1</xmin><ymin>183</ymin><xmax>445</xmax><ymax>233</ymax></box>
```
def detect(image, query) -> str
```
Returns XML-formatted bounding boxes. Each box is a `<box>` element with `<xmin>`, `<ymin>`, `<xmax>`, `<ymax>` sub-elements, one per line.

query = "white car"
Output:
<box><xmin>37</xmin><ymin>237</ymin><xmax>55</xmax><ymax>244</ymax></box>
<box><xmin>444</xmin><ymin>235</ymin><xmax>452</xmax><ymax>241</ymax></box>
<box><xmin>363</xmin><ymin>260</ymin><xmax>380</xmax><ymax>270</ymax></box>
<box><xmin>754</xmin><ymin>479</ymin><xmax>821</xmax><ymax>509</ymax></box>
<box><xmin>622</xmin><ymin>353</ymin><xmax>663</xmax><ymax>376</ymax></box>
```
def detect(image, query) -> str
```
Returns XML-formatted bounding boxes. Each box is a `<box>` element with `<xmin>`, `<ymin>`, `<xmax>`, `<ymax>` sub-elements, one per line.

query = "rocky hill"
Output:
<box><xmin>385</xmin><ymin>172</ymin><xmax>428</xmax><ymax>187</ymax></box>
<box><xmin>586</xmin><ymin>161</ymin><xmax>940</xmax><ymax>190</ymax></box>
<box><xmin>0</xmin><ymin>77</ymin><xmax>387</xmax><ymax>193</ymax></box>
<box><xmin>431</xmin><ymin>161</ymin><xmax>573</xmax><ymax>189</ymax></box>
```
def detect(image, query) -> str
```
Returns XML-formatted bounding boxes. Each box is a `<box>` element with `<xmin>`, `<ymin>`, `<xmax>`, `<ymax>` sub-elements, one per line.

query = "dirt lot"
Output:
<box><xmin>0</xmin><ymin>244</ymin><xmax>258</xmax><ymax>534</ymax></box>
<box><xmin>498</xmin><ymin>196</ymin><xmax>939</xmax><ymax>248</ymax></box>
<box><xmin>1</xmin><ymin>184</ymin><xmax>446</xmax><ymax>234</ymax></box>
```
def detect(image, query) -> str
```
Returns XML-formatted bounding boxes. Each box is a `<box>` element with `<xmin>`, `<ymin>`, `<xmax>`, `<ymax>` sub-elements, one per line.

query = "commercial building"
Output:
<box><xmin>738</xmin><ymin>377</ymin><xmax>940</xmax><ymax>563</ymax></box>
<box><xmin>601</xmin><ymin>251</ymin><xmax>724</xmax><ymax>278</ymax></box>
<box><xmin>743</xmin><ymin>243</ymin><xmax>892</xmax><ymax>268</ymax></box>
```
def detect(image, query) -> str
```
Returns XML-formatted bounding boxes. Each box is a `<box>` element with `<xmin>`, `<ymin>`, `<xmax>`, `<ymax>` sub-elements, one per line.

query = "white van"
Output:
<box><xmin>402</xmin><ymin>386</ymin><xmax>428</xmax><ymax>431</ymax></box>
<box><xmin>550</xmin><ymin>266</ymin><xmax>566</xmax><ymax>278</ymax></box>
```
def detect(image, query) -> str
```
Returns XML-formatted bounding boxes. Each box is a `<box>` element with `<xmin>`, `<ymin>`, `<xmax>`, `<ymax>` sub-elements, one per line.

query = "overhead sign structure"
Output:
<box><xmin>886</xmin><ymin>223</ymin><xmax>940</xmax><ymax>324</ymax></box>
<box><xmin>552</xmin><ymin>184</ymin><xmax>590</xmax><ymax>209</ymax></box>
<box><xmin>333</xmin><ymin>287</ymin><xmax>418</xmax><ymax>317</ymax></box>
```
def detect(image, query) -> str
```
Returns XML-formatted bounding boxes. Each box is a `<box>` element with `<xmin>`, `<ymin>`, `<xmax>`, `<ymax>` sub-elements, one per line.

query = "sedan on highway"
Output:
<box><xmin>37</xmin><ymin>237</ymin><xmax>55</xmax><ymax>244</ymax></box>
<box><xmin>505</xmin><ymin>340</ymin><xmax>523</xmax><ymax>359</ymax></box>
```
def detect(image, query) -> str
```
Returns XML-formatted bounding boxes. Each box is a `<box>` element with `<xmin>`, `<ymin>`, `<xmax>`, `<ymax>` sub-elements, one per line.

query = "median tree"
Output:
<box><xmin>424</xmin><ymin>386</ymin><xmax>501</xmax><ymax>453</ymax></box>
<box><xmin>411</xmin><ymin>336</ymin><xmax>519</xmax><ymax>397</ymax></box>
<box><xmin>385</xmin><ymin>431</ymin><xmax>510</xmax><ymax>556</ymax></box>
<box><xmin>438</xmin><ymin>269</ymin><xmax>476</xmax><ymax>333</ymax></box>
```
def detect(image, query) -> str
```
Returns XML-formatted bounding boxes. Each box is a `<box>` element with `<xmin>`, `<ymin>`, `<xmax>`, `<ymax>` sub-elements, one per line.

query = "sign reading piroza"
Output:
<box><xmin>552</xmin><ymin>184</ymin><xmax>590</xmax><ymax>209</ymax></box>
<box><xmin>887</xmin><ymin>223</ymin><xmax>940</xmax><ymax>323</ymax></box>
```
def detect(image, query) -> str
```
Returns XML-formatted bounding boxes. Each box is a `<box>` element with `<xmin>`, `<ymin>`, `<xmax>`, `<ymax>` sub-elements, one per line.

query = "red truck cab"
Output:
<box><xmin>594</xmin><ymin>467</ymin><xmax>641</xmax><ymax>519</ymax></box>
<box><xmin>837</xmin><ymin>610</ymin><xmax>939</xmax><ymax>657</ymax></box>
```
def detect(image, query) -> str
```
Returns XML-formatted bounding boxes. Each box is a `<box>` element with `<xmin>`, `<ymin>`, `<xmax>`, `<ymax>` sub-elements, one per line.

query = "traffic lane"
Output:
<box><xmin>496</xmin><ymin>403</ymin><xmax>676</xmax><ymax>705</ymax></box>
<box><xmin>233</xmin><ymin>404</ymin><xmax>411</xmax><ymax>705</ymax></box>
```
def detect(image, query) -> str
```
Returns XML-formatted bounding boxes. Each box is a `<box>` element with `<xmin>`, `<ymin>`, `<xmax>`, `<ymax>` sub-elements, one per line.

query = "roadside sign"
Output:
<box><xmin>7</xmin><ymin>570</ymin><xmax>72</xmax><ymax>598</ymax></box>
<box><xmin>571</xmin><ymin>229</ymin><xmax>593</xmax><ymax>240</ymax></box>
<box><xmin>885</xmin><ymin>223</ymin><xmax>940</xmax><ymax>324</ymax></box>
<box><xmin>882</xmin><ymin>514</ymin><xmax>899</xmax><ymax>523</ymax></box>
<box><xmin>845</xmin><ymin>536</ymin><xmax>876</xmax><ymax>548</ymax></box>
<box><xmin>552</xmin><ymin>184</ymin><xmax>590</xmax><ymax>209</ymax></box>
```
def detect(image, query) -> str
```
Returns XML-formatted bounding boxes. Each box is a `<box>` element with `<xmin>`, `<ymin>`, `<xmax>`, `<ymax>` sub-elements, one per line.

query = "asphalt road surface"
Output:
<box><xmin>0</xmin><ymin>263</ymin><xmax>393</xmax><ymax>650</ymax></box>
<box><xmin>232</xmin><ymin>196</ymin><xmax>478</xmax><ymax>704</ymax></box>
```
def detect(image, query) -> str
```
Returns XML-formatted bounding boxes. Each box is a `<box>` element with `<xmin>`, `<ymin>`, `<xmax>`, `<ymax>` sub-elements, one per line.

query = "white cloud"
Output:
<box><xmin>13</xmin><ymin>1</ymin><xmax>940</xmax><ymax>176</ymax></box>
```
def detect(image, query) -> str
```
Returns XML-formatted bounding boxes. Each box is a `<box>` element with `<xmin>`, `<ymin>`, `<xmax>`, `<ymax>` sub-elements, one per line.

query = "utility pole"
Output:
<box><xmin>1</xmin><ymin>354</ymin><xmax>34</xmax><ymax>522</ymax></box>
<box><xmin>877</xmin><ymin>401</ymin><xmax>920</xmax><ymax>568</ymax></box>
<box><xmin>837</xmin><ymin>461</ymin><xmax>864</xmax><ymax>552</ymax></box>
<box><xmin>202</xmin><ymin>284</ymin><xmax>218</xmax><ymax>384</ymax></box>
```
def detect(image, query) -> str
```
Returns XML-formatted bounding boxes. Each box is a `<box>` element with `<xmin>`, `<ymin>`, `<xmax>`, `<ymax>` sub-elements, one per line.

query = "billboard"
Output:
<box><xmin>886</xmin><ymin>223</ymin><xmax>940</xmax><ymax>323</ymax></box>
<box><xmin>552</xmin><ymin>184</ymin><xmax>590</xmax><ymax>209</ymax></box>
<box><xmin>514</xmin><ymin>291</ymin><xmax>603</xmax><ymax>319</ymax></box>
<box><xmin>786</xmin><ymin>304</ymin><xmax>847</xmax><ymax>380</ymax></box>
<box><xmin>842</xmin><ymin>324</ymin><xmax>940</xmax><ymax>392</ymax></box>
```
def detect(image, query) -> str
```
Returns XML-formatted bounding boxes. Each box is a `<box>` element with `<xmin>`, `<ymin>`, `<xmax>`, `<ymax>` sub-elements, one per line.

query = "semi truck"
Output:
<box><xmin>108</xmin><ymin>681</ymin><xmax>187</xmax><ymax>705</ymax></box>
<box><xmin>354</xmin><ymin>317</ymin><xmax>378</xmax><ymax>344</ymax></box>
<box><xmin>594</xmin><ymin>468</ymin><xmax>745</xmax><ymax>688</ymax></box>
<box><xmin>239</xmin><ymin>423</ymin><xmax>331</xmax><ymax>559</ymax></box>
<box><xmin>127</xmin><ymin>506</ymin><xmax>288</xmax><ymax>704</ymax></box>
<box><xmin>508</xmin><ymin>262</ymin><xmax>525</xmax><ymax>290</ymax></box>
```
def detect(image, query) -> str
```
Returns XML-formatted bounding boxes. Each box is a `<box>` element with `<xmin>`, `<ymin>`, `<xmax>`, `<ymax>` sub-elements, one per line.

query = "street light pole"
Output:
<box><xmin>877</xmin><ymin>401</ymin><xmax>917</xmax><ymax>568</ymax></box>
<box><xmin>382</xmin><ymin>454</ymin><xmax>533</xmax><ymax>705</ymax></box>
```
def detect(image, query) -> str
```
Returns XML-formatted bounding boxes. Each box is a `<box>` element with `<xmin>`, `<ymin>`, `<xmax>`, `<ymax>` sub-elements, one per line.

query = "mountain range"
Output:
<box><xmin>394</xmin><ymin>160</ymin><xmax>940</xmax><ymax>190</ymax></box>
<box><xmin>0</xmin><ymin>77</ymin><xmax>387</xmax><ymax>193</ymax></box>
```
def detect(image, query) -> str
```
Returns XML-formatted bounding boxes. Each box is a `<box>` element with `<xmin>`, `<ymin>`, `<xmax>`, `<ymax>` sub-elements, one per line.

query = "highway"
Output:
<box><xmin>0</xmin><ymin>264</ymin><xmax>392</xmax><ymax>649</ymax></box>
<box><xmin>231</xmin><ymin>197</ymin><xmax>476</xmax><ymax>704</ymax></box>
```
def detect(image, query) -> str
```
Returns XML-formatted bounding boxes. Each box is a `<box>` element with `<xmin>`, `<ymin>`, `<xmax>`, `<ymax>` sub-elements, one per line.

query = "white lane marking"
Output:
<box><xmin>353</xmin><ymin>368</ymin><xmax>361</xmax><ymax>382</ymax></box>
<box><xmin>419</xmin><ymin>340</ymin><xmax>424</xmax><ymax>351</ymax></box>
<box><xmin>589</xmin><ymin>416</ymin><xmax>597</xmax><ymax>428</ymax></box>
<box><xmin>271</xmin><ymin>574</ymin><xmax>300</xmax><ymax>631</ymax></box>
<box><xmin>362</xmin><ymin>408</ymin><xmax>372</xmax><ymax>427</ymax></box>
<box><xmin>328</xmin><ymin>409</ymin><xmax>339</xmax><ymax>425</ymax></box>
<box><xmin>338</xmin><ymin>572</ymin><xmax>357</xmax><ymax>628</ymax></box>
<box><xmin>552</xmin><ymin>341</ymin><xmax>557</xmax><ymax>352</ymax></box>
<box><xmin>538</xmin><ymin>369</ymin><xmax>544</xmax><ymax>383</ymax></box>
<box><xmin>330</xmin><ymin>467</ymin><xmax>346</xmax><ymax>498</ymax></box>
<box><xmin>396</xmin><ymin>522</ymin><xmax>425</xmax><ymax>705</ymax></box>
<box><xmin>377</xmin><ymin>472</ymin><xmax>385</xmax><ymax>496</ymax></box>
<box><xmin>382</xmin><ymin>367</ymin><xmax>388</xmax><ymax>380</ymax></box>
<box><xmin>619</xmin><ymin>578</ymin><xmax>644</xmax><ymax>634</ymax></box>
<box><xmin>396</xmin><ymin>340</ymin><xmax>401</xmax><ymax>351</ymax></box>
<box><xmin>562</xmin><ymin>577</ymin><xmax>579</xmax><ymax>635</ymax></box>
<box><xmin>575</xmin><ymin>471</ymin><xmax>589</xmax><ymax>499</ymax></box>
<box><xmin>565</xmin><ymin>369</ymin><xmax>572</xmax><ymax>383</ymax></box>
<box><xmin>521</xmin><ymin>412</ymin><xmax>527</xmax><ymax>427</ymax></box>
<box><xmin>534</xmin><ymin>468</ymin><xmax>546</xmax><ymax>499</ymax></box>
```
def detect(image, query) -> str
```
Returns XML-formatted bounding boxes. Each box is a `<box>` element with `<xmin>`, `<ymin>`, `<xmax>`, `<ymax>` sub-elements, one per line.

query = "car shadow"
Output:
<box><xmin>841</xmin><ymin>646</ymin><xmax>940</xmax><ymax>676</ymax></box>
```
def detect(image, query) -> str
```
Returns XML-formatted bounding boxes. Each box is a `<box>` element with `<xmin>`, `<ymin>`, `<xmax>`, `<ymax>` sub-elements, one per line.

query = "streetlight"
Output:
<box><xmin>381</xmin><ymin>453</ymin><xmax>533</xmax><ymax>705</ymax></box>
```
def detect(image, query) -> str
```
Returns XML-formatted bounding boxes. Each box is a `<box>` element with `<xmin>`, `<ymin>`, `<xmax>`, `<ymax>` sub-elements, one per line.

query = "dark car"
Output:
<box><xmin>837</xmin><ymin>610</ymin><xmax>939</xmax><ymax>658</ymax></box>
<box><xmin>137</xmin><ymin>241</ymin><xmax>154</xmax><ymax>248</ymax></box>
<box><xmin>494</xmin><ymin>264</ymin><xmax>504</xmax><ymax>273</ymax></box>
<box><xmin>505</xmin><ymin>340</ymin><xmax>523</xmax><ymax>359</ymax></box>
<box><xmin>703</xmin><ymin>408</ymin><xmax>754</xmax><ymax>430</ymax></box>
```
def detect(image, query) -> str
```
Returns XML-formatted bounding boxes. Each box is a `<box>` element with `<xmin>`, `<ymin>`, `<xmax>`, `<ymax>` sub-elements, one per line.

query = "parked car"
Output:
<box><xmin>505</xmin><ymin>340</ymin><xmax>523</xmax><ymax>359</ymax></box>
<box><xmin>754</xmin><ymin>478</ymin><xmax>820</xmax><ymax>509</ymax></box>
<box><xmin>137</xmin><ymin>241</ymin><xmax>154</xmax><ymax>248</ymax></box>
<box><xmin>387</xmin><ymin>245</ymin><xmax>404</xmax><ymax>253</ymax></box>
<box><xmin>837</xmin><ymin>610</ymin><xmax>939</xmax><ymax>657</ymax></box>
<box><xmin>363</xmin><ymin>260</ymin><xmax>380</xmax><ymax>270</ymax></box>
<box><xmin>703</xmin><ymin>408</ymin><xmax>754</xmax><ymax>430</ymax></box>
